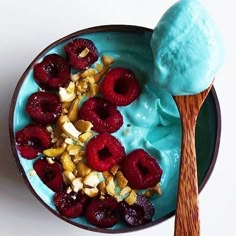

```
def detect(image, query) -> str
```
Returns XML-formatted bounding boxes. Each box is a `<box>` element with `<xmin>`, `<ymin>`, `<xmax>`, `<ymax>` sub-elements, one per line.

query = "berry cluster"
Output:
<box><xmin>15</xmin><ymin>38</ymin><xmax>163</xmax><ymax>228</ymax></box>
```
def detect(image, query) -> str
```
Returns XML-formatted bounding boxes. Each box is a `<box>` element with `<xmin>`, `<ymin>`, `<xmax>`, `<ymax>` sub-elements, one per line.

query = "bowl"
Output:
<box><xmin>9</xmin><ymin>25</ymin><xmax>221</xmax><ymax>233</ymax></box>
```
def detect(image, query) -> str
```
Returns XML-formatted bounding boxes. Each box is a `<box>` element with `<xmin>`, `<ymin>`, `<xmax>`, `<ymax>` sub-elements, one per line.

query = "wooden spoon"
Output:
<box><xmin>173</xmin><ymin>85</ymin><xmax>212</xmax><ymax>236</ymax></box>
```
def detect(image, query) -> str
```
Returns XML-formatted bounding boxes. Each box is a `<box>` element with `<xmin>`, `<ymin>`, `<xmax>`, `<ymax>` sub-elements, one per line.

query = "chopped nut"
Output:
<box><xmin>62</xmin><ymin>122</ymin><xmax>81</xmax><ymax>140</ymax></box>
<box><xmin>58</xmin><ymin>115</ymin><xmax>70</xmax><ymax>126</ymax></box>
<box><xmin>105</xmin><ymin>174</ymin><xmax>116</xmax><ymax>196</ymax></box>
<box><xmin>120</xmin><ymin>186</ymin><xmax>132</xmax><ymax>197</ymax></box>
<box><xmin>143</xmin><ymin>190</ymin><xmax>154</xmax><ymax>198</ymax></box>
<box><xmin>62</xmin><ymin>102</ymin><xmax>72</xmax><ymax>110</ymax></box>
<box><xmin>72</xmin><ymin>154</ymin><xmax>83</xmax><ymax>164</ymax></box>
<box><xmin>43</xmin><ymin>146</ymin><xmax>65</xmax><ymax>157</ymax></box>
<box><xmin>71</xmin><ymin>177</ymin><xmax>83</xmax><ymax>192</ymax></box>
<box><xmin>67</xmin><ymin>144</ymin><xmax>81</xmax><ymax>156</ymax></box>
<box><xmin>102</xmin><ymin>55</ymin><xmax>115</xmax><ymax>65</ymax></box>
<box><xmin>78</xmin><ymin>47</ymin><xmax>90</xmax><ymax>58</ymax></box>
<box><xmin>46</xmin><ymin>157</ymin><xmax>55</xmax><ymax>164</ymax></box>
<box><xmin>96</xmin><ymin>63</ymin><xmax>103</xmax><ymax>72</ymax></box>
<box><xmin>63</xmin><ymin>171</ymin><xmax>76</xmax><ymax>185</ymax></box>
<box><xmin>68</xmin><ymin>98</ymin><xmax>79</xmax><ymax>122</ymax></box>
<box><xmin>86</xmin><ymin>76</ymin><xmax>95</xmax><ymax>84</ymax></box>
<box><xmin>74</xmin><ymin>120</ymin><xmax>93</xmax><ymax>133</ymax></box>
<box><xmin>78</xmin><ymin>131</ymin><xmax>93</xmax><ymax>143</ymax></box>
<box><xmin>150</xmin><ymin>183</ymin><xmax>162</xmax><ymax>195</ymax></box>
<box><xmin>64</xmin><ymin>137</ymin><xmax>74</xmax><ymax>145</ymax></box>
<box><xmin>83</xmin><ymin>171</ymin><xmax>100</xmax><ymax>188</ymax></box>
<box><xmin>94</xmin><ymin>65</ymin><xmax>109</xmax><ymax>82</ymax></box>
<box><xmin>62</xmin><ymin>108</ymin><xmax>68</xmax><ymax>114</ymax></box>
<box><xmin>98</xmin><ymin>181</ymin><xmax>106</xmax><ymax>195</ymax></box>
<box><xmin>77</xmin><ymin>161</ymin><xmax>92</xmax><ymax>177</ymax></box>
<box><xmin>61</xmin><ymin>152</ymin><xmax>76</xmax><ymax>172</ymax></box>
<box><xmin>66</xmin><ymin>186</ymin><xmax>72</xmax><ymax>194</ymax></box>
<box><xmin>124</xmin><ymin>190</ymin><xmax>137</xmax><ymax>205</ymax></box>
<box><xmin>46</xmin><ymin>125</ymin><xmax>53</xmax><ymax>133</ymax></box>
<box><xmin>83</xmin><ymin>187</ymin><xmax>99</xmax><ymax>197</ymax></box>
<box><xmin>29</xmin><ymin>169</ymin><xmax>36</xmax><ymax>176</ymax></box>
<box><xmin>59</xmin><ymin>87</ymin><xmax>76</xmax><ymax>102</ymax></box>
<box><xmin>70</xmin><ymin>73</ymin><xmax>80</xmax><ymax>82</ymax></box>
<box><xmin>116</xmin><ymin>170</ymin><xmax>128</xmax><ymax>188</ymax></box>
<box><xmin>81</xmin><ymin>68</ymin><xmax>96</xmax><ymax>78</ymax></box>
<box><xmin>110</xmin><ymin>165</ymin><xmax>119</xmax><ymax>176</ymax></box>
<box><xmin>66</xmin><ymin>81</ymin><xmax>76</xmax><ymax>94</ymax></box>
<box><xmin>88</xmin><ymin>83</ymin><xmax>99</xmax><ymax>97</ymax></box>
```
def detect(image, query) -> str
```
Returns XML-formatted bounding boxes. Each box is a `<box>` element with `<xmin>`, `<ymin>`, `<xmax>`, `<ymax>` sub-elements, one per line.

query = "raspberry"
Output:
<box><xmin>54</xmin><ymin>190</ymin><xmax>89</xmax><ymax>218</ymax></box>
<box><xmin>122</xmin><ymin>149</ymin><xmax>163</xmax><ymax>189</ymax></box>
<box><xmin>26</xmin><ymin>91</ymin><xmax>61</xmax><ymax>125</ymax></box>
<box><xmin>34</xmin><ymin>54</ymin><xmax>70</xmax><ymax>90</ymax></box>
<box><xmin>118</xmin><ymin>195</ymin><xmax>154</xmax><ymax>226</ymax></box>
<box><xmin>85</xmin><ymin>133</ymin><xmax>125</xmax><ymax>171</ymax></box>
<box><xmin>15</xmin><ymin>124</ymin><xmax>51</xmax><ymax>159</ymax></box>
<box><xmin>79</xmin><ymin>97</ymin><xmax>123</xmax><ymax>133</ymax></box>
<box><xmin>85</xmin><ymin>197</ymin><xmax>118</xmax><ymax>228</ymax></box>
<box><xmin>100</xmin><ymin>67</ymin><xmax>140</xmax><ymax>106</ymax></box>
<box><xmin>33</xmin><ymin>158</ymin><xmax>63</xmax><ymax>192</ymax></box>
<box><xmin>64</xmin><ymin>38</ymin><xmax>99</xmax><ymax>70</ymax></box>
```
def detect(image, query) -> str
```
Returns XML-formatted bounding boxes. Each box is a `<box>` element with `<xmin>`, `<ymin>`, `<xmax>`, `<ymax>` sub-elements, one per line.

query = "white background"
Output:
<box><xmin>0</xmin><ymin>0</ymin><xmax>235</xmax><ymax>235</ymax></box>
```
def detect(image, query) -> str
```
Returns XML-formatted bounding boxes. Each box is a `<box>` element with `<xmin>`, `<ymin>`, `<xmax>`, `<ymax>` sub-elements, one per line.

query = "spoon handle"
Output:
<box><xmin>174</xmin><ymin>115</ymin><xmax>200</xmax><ymax>236</ymax></box>
<box><xmin>173</xmin><ymin>86</ymin><xmax>212</xmax><ymax>236</ymax></box>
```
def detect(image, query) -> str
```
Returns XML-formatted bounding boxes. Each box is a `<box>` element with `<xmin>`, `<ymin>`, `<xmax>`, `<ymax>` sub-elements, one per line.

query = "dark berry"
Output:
<box><xmin>79</xmin><ymin>97</ymin><xmax>123</xmax><ymax>133</ymax></box>
<box><xmin>33</xmin><ymin>158</ymin><xmax>63</xmax><ymax>192</ymax></box>
<box><xmin>64</xmin><ymin>38</ymin><xmax>99</xmax><ymax>70</ymax></box>
<box><xmin>26</xmin><ymin>91</ymin><xmax>62</xmax><ymax>125</ymax></box>
<box><xmin>34</xmin><ymin>54</ymin><xmax>70</xmax><ymax>90</ymax></box>
<box><xmin>100</xmin><ymin>67</ymin><xmax>140</xmax><ymax>106</ymax></box>
<box><xmin>85</xmin><ymin>197</ymin><xmax>118</xmax><ymax>228</ymax></box>
<box><xmin>122</xmin><ymin>149</ymin><xmax>163</xmax><ymax>189</ymax></box>
<box><xmin>118</xmin><ymin>195</ymin><xmax>154</xmax><ymax>226</ymax></box>
<box><xmin>15</xmin><ymin>124</ymin><xmax>51</xmax><ymax>159</ymax></box>
<box><xmin>85</xmin><ymin>133</ymin><xmax>125</xmax><ymax>171</ymax></box>
<box><xmin>54</xmin><ymin>190</ymin><xmax>89</xmax><ymax>218</ymax></box>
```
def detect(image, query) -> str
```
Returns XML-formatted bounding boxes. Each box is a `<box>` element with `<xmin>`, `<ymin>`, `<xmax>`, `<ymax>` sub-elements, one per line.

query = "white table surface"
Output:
<box><xmin>0</xmin><ymin>0</ymin><xmax>235</xmax><ymax>235</ymax></box>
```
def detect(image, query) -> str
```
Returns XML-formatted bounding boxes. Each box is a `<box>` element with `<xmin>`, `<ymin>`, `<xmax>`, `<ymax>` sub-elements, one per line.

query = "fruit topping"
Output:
<box><xmin>26</xmin><ymin>91</ymin><xmax>62</xmax><ymax>125</ymax></box>
<box><xmin>33</xmin><ymin>54</ymin><xmax>70</xmax><ymax>90</ymax></box>
<box><xmin>85</xmin><ymin>197</ymin><xmax>118</xmax><ymax>228</ymax></box>
<box><xmin>100</xmin><ymin>67</ymin><xmax>140</xmax><ymax>106</ymax></box>
<box><xmin>118</xmin><ymin>195</ymin><xmax>154</xmax><ymax>226</ymax></box>
<box><xmin>122</xmin><ymin>149</ymin><xmax>163</xmax><ymax>189</ymax></box>
<box><xmin>65</xmin><ymin>38</ymin><xmax>99</xmax><ymax>70</ymax></box>
<box><xmin>15</xmin><ymin>124</ymin><xmax>51</xmax><ymax>159</ymax></box>
<box><xmin>53</xmin><ymin>190</ymin><xmax>89</xmax><ymax>218</ymax></box>
<box><xmin>85</xmin><ymin>133</ymin><xmax>125</xmax><ymax>172</ymax></box>
<box><xmin>33</xmin><ymin>158</ymin><xmax>63</xmax><ymax>192</ymax></box>
<box><xmin>79</xmin><ymin>97</ymin><xmax>123</xmax><ymax>133</ymax></box>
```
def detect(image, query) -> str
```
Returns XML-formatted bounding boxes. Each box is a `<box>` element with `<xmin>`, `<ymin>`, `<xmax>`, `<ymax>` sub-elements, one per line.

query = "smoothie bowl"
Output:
<box><xmin>9</xmin><ymin>25</ymin><xmax>221</xmax><ymax>233</ymax></box>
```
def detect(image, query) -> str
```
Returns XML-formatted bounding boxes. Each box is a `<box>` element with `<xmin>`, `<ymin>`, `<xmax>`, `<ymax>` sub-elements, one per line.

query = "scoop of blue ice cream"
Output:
<box><xmin>151</xmin><ymin>0</ymin><xmax>224</xmax><ymax>95</ymax></box>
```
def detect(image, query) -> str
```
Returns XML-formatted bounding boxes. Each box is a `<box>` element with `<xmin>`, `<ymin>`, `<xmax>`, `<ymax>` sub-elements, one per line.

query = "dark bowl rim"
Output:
<box><xmin>8</xmin><ymin>24</ymin><xmax>221</xmax><ymax>234</ymax></box>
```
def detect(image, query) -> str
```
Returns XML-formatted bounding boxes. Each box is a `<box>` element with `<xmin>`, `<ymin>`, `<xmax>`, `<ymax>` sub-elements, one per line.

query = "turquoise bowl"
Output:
<box><xmin>9</xmin><ymin>25</ymin><xmax>221</xmax><ymax>233</ymax></box>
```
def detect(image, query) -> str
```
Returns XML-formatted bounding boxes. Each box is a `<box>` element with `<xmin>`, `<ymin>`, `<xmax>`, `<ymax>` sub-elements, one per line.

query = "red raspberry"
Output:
<box><xmin>15</xmin><ymin>124</ymin><xmax>51</xmax><ymax>159</ymax></box>
<box><xmin>64</xmin><ymin>38</ymin><xmax>99</xmax><ymax>70</ymax></box>
<box><xmin>79</xmin><ymin>97</ymin><xmax>123</xmax><ymax>133</ymax></box>
<box><xmin>100</xmin><ymin>67</ymin><xmax>140</xmax><ymax>106</ymax></box>
<box><xmin>122</xmin><ymin>149</ymin><xmax>163</xmax><ymax>189</ymax></box>
<box><xmin>26</xmin><ymin>91</ymin><xmax>62</xmax><ymax>125</ymax></box>
<box><xmin>118</xmin><ymin>195</ymin><xmax>154</xmax><ymax>226</ymax></box>
<box><xmin>34</xmin><ymin>54</ymin><xmax>70</xmax><ymax>90</ymax></box>
<box><xmin>54</xmin><ymin>190</ymin><xmax>89</xmax><ymax>218</ymax></box>
<box><xmin>33</xmin><ymin>158</ymin><xmax>63</xmax><ymax>192</ymax></box>
<box><xmin>85</xmin><ymin>197</ymin><xmax>118</xmax><ymax>228</ymax></box>
<box><xmin>85</xmin><ymin>133</ymin><xmax>125</xmax><ymax>171</ymax></box>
